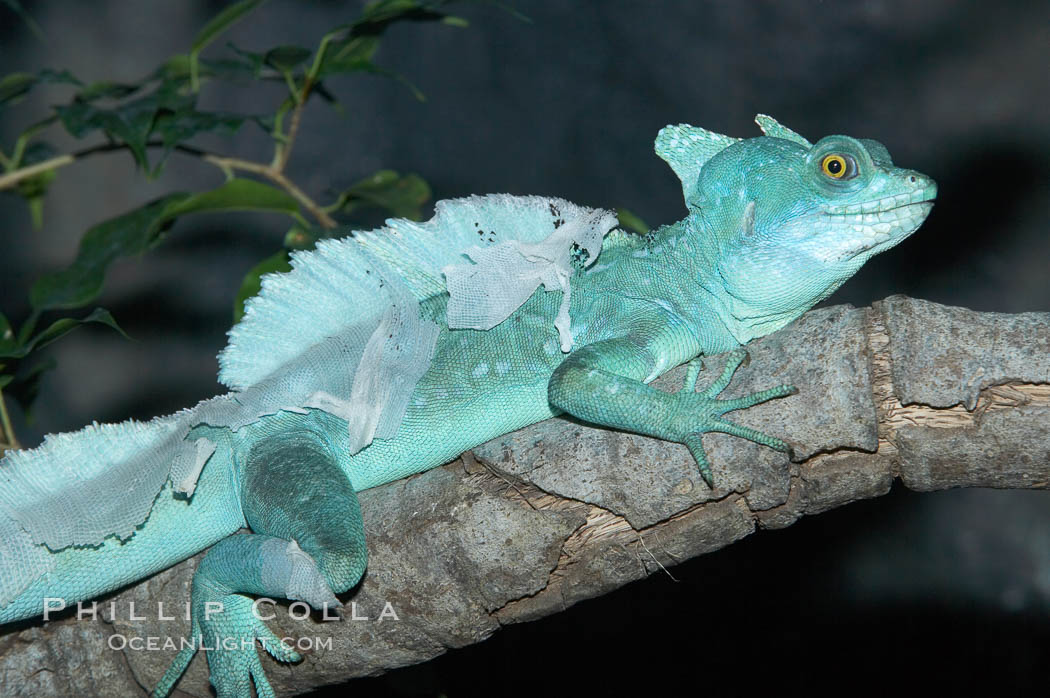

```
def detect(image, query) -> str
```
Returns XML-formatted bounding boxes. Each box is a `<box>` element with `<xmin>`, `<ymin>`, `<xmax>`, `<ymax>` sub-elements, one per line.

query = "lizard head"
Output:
<box><xmin>679</xmin><ymin>118</ymin><xmax>936</xmax><ymax>342</ymax></box>
<box><xmin>769</xmin><ymin>133</ymin><xmax>937</xmax><ymax>267</ymax></box>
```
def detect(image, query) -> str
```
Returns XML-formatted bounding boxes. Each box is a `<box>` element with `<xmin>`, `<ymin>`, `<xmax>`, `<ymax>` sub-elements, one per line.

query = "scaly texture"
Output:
<box><xmin>0</xmin><ymin>115</ymin><xmax>936</xmax><ymax>698</ymax></box>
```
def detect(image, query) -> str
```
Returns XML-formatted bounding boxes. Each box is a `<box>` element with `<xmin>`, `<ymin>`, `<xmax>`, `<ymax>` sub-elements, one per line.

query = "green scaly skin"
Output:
<box><xmin>1</xmin><ymin>124</ymin><xmax>937</xmax><ymax>698</ymax></box>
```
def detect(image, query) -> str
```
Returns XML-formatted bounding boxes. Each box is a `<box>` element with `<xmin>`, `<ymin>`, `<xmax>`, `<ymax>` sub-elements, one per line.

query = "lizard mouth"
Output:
<box><xmin>823</xmin><ymin>184</ymin><xmax>937</xmax><ymax>216</ymax></box>
<box><xmin>820</xmin><ymin>186</ymin><xmax>937</xmax><ymax>262</ymax></box>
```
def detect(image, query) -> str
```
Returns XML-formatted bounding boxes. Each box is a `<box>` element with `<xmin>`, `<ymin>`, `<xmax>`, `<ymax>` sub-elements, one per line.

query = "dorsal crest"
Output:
<box><xmin>654</xmin><ymin>123</ymin><xmax>739</xmax><ymax>206</ymax></box>
<box><xmin>217</xmin><ymin>195</ymin><xmax>616</xmax><ymax>454</ymax></box>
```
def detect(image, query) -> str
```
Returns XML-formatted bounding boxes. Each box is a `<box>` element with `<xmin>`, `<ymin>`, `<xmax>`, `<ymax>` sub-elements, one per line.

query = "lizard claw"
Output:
<box><xmin>683</xmin><ymin>434</ymin><xmax>714</xmax><ymax>488</ymax></box>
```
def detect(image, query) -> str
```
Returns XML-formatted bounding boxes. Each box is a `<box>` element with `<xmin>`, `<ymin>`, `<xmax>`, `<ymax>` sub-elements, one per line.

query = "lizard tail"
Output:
<box><xmin>0</xmin><ymin>398</ymin><xmax>245</xmax><ymax>624</ymax></box>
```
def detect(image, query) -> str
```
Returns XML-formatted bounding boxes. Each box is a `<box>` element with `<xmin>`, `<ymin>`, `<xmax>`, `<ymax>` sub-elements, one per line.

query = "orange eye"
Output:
<box><xmin>821</xmin><ymin>154</ymin><xmax>848</xmax><ymax>178</ymax></box>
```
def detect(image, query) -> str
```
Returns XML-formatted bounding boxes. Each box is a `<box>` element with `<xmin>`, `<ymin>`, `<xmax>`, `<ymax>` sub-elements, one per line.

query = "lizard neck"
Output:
<box><xmin>666</xmin><ymin>210</ymin><xmax>816</xmax><ymax>346</ymax></box>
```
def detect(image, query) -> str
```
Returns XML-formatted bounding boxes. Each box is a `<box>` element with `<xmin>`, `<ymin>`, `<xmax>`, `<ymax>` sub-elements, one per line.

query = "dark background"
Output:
<box><xmin>1</xmin><ymin>1</ymin><xmax>1047</xmax><ymax>694</ymax></box>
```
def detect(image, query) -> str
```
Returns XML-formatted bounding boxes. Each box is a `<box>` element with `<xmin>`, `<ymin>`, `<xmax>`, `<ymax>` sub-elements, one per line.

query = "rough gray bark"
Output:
<box><xmin>1</xmin><ymin>296</ymin><xmax>1048</xmax><ymax>696</ymax></box>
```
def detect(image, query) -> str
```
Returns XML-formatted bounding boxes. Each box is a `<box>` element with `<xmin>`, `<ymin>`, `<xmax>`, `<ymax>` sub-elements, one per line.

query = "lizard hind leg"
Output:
<box><xmin>154</xmin><ymin>417</ymin><xmax>367</xmax><ymax>698</ymax></box>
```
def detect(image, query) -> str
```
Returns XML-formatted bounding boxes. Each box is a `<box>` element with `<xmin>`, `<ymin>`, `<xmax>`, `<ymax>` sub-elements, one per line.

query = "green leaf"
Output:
<box><xmin>0</xmin><ymin>374</ymin><xmax>12</xmax><ymax>390</ymax></box>
<box><xmin>615</xmin><ymin>207</ymin><xmax>650</xmax><ymax>235</ymax></box>
<box><xmin>75</xmin><ymin>81</ymin><xmax>142</xmax><ymax>102</ymax></box>
<box><xmin>29</xmin><ymin>194</ymin><xmax>188</xmax><ymax>311</ymax></box>
<box><xmin>264</xmin><ymin>45</ymin><xmax>312</xmax><ymax>73</ymax></box>
<box><xmin>56</xmin><ymin>92</ymin><xmax>183</xmax><ymax>170</ymax></box>
<box><xmin>26</xmin><ymin>196</ymin><xmax>45</xmax><ymax>230</ymax></box>
<box><xmin>358</xmin><ymin>0</ymin><xmax>438</xmax><ymax>25</ymax></box>
<box><xmin>225</xmin><ymin>43</ymin><xmax>267</xmax><ymax>77</ymax></box>
<box><xmin>153</xmin><ymin>54</ymin><xmax>193</xmax><ymax>81</ymax></box>
<box><xmin>316</xmin><ymin>36</ymin><xmax>379</xmax><ymax>78</ymax></box>
<box><xmin>189</xmin><ymin>0</ymin><xmax>267</xmax><ymax>91</ymax></box>
<box><xmin>0</xmin><ymin>308</ymin><xmax>127</xmax><ymax>359</ymax></box>
<box><xmin>316</xmin><ymin>39</ymin><xmax>423</xmax><ymax>99</ymax></box>
<box><xmin>55</xmin><ymin>79</ymin><xmax>208</xmax><ymax>171</ymax></box>
<box><xmin>335</xmin><ymin>169</ymin><xmax>431</xmax><ymax>220</ymax></box>
<box><xmin>311</xmin><ymin>82</ymin><xmax>344</xmax><ymax>114</ymax></box>
<box><xmin>191</xmin><ymin>0</ymin><xmax>266</xmax><ymax>54</ymax></box>
<box><xmin>19</xmin><ymin>139</ymin><xmax>57</xmax><ymax>163</ymax></box>
<box><xmin>311</xmin><ymin>0</ymin><xmax>462</xmax><ymax>86</ymax></box>
<box><xmin>361</xmin><ymin>0</ymin><xmax>421</xmax><ymax>20</ymax></box>
<box><xmin>157</xmin><ymin>52</ymin><xmax>259</xmax><ymax>86</ymax></box>
<box><xmin>0</xmin><ymin>68</ymin><xmax>79</xmax><ymax>107</ymax></box>
<box><xmin>233</xmin><ymin>250</ymin><xmax>291</xmax><ymax>324</ymax></box>
<box><xmin>25</xmin><ymin>308</ymin><xmax>127</xmax><ymax>353</ymax></box>
<box><xmin>348</xmin><ymin>0</ymin><xmax>457</xmax><ymax>40</ymax></box>
<box><xmin>151</xmin><ymin>109</ymin><xmax>246</xmax><ymax>154</ymax></box>
<box><xmin>4</xmin><ymin>356</ymin><xmax>56</xmax><ymax>420</ymax></box>
<box><xmin>29</xmin><ymin>180</ymin><xmax>298</xmax><ymax>315</ymax></box>
<box><xmin>159</xmin><ymin>178</ymin><xmax>299</xmax><ymax>220</ymax></box>
<box><xmin>0</xmin><ymin>72</ymin><xmax>36</xmax><ymax>106</ymax></box>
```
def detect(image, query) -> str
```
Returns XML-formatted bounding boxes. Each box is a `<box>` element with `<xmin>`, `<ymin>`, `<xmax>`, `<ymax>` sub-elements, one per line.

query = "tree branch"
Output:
<box><xmin>200</xmin><ymin>152</ymin><xmax>336</xmax><ymax>229</ymax></box>
<box><xmin>0</xmin><ymin>141</ymin><xmax>338</xmax><ymax>229</ymax></box>
<box><xmin>1</xmin><ymin>297</ymin><xmax>1047</xmax><ymax>695</ymax></box>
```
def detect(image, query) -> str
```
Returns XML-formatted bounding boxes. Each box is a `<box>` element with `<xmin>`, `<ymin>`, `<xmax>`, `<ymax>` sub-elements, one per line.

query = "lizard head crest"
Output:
<box><xmin>655</xmin><ymin>114</ymin><xmax>810</xmax><ymax>207</ymax></box>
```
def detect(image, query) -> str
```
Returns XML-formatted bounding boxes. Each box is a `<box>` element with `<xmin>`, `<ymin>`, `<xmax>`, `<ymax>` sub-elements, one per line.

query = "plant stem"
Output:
<box><xmin>272</xmin><ymin>76</ymin><xmax>314</xmax><ymax>174</ymax></box>
<box><xmin>201</xmin><ymin>153</ymin><xmax>336</xmax><ymax>228</ymax></box>
<box><xmin>0</xmin><ymin>141</ymin><xmax>337</xmax><ymax>229</ymax></box>
<box><xmin>0</xmin><ymin>389</ymin><xmax>20</xmax><ymax>451</ymax></box>
<box><xmin>0</xmin><ymin>139</ymin><xmax>145</xmax><ymax>190</ymax></box>
<box><xmin>0</xmin><ymin>154</ymin><xmax>75</xmax><ymax>190</ymax></box>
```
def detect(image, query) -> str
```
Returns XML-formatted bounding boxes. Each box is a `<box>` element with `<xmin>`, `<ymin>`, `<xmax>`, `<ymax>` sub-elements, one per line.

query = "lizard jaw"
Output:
<box><xmin>822</xmin><ymin>184</ymin><xmax>937</xmax><ymax>215</ymax></box>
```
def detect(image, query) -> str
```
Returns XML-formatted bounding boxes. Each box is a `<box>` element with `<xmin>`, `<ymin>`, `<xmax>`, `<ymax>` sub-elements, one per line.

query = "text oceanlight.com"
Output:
<box><xmin>108</xmin><ymin>634</ymin><xmax>334</xmax><ymax>652</ymax></box>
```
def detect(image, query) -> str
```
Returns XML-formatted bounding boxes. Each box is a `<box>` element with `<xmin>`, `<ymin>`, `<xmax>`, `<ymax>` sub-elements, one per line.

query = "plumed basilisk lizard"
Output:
<box><xmin>0</xmin><ymin>115</ymin><xmax>936</xmax><ymax>697</ymax></box>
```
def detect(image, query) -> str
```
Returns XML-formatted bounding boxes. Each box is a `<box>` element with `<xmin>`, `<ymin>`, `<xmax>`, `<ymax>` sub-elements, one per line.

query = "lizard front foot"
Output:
<box><xmin>673</xmin><ymin>350</ymin><xmax>795</xmax><ymax>488</ymax></box>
